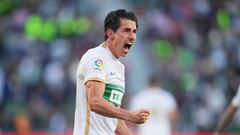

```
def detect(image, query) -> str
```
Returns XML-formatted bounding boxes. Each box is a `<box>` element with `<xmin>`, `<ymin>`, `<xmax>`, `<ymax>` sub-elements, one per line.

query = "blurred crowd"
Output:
<box><xmin>1</xmin><ymin>0</ymin><xmax>240</xmax><ymax>133</ymax></box>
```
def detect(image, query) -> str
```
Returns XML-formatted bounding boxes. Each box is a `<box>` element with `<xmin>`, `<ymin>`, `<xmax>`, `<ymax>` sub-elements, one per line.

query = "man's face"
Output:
<box><xmin>112</xmin><ymin>19</ymin><xmax>137</xmax><ymax>58</ymax></box>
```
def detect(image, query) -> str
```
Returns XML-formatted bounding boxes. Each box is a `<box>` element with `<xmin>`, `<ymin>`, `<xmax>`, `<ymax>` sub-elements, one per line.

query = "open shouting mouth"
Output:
<box><xmin>124</xmin><ymin>43</ymin><xmax>133</xmax><ymax>50</ymax></box>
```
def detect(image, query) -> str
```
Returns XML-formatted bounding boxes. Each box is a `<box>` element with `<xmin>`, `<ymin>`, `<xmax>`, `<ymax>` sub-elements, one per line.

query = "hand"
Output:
<box><xmin>213</xmin><ymin>132</ymin><xmax>220</xmax><ymax>135</ymax></box>
<box><xmin>129</xmin><ymin>108</ymin><xmax>150</xmax><ymax>124</ymax></box>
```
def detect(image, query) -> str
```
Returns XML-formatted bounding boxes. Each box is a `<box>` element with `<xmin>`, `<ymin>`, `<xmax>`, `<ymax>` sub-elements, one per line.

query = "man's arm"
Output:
<box><xmin>85</xmin><ymin>80</ymin><xmax>150</xmax><ymax>124</ymax></box>
<box><xmin>214</xmin><ymin>104</ymin><xmax>238</xmax><ymax>135</ymax></box>
<box><xmin>169</xmin><ymin>109</ymin><xmax>179</xmax><ymax>131</ymax></box>
<box><xmin>115</xmin><ymin>120</ymin><xmax>133</xmax><ymax>135</ymax></box>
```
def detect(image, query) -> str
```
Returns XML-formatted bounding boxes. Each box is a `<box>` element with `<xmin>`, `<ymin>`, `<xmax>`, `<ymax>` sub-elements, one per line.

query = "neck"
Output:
<box><xmin>104</xmin><ymin>41</ymin><xmax>119</xmax><ymax>59</ymax></box>
<box><xmin>148</xmin><ymin>84</ymin><xmax>159</xmax><ymax>88</ymax></box>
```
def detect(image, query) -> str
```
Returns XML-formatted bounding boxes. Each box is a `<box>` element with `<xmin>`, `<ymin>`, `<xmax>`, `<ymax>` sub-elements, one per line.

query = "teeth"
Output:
<box><xmin>124</xmin><ymin>43</ymin><xmax>132</xmax><ymax>49</ymax></box>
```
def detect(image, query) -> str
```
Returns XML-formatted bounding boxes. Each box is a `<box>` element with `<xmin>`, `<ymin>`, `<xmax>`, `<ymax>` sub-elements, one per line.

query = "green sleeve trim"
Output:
<box><xmin>105</xmin><ymin>83</ymin><xmax>125</xmax><ymax>93</ymax></box>
<box><xmin>103</xmin><ymin>83</ymin><xmax>125</xmax><ymax>107</ymax></box>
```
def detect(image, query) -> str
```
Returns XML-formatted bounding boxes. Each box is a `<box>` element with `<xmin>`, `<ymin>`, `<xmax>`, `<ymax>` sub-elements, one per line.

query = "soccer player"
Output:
<box><xmin>130</xmin><ymin>77</ymin><xmax>178</xmax><ymax>135</ymax></box>
<box><xmin>214</xmin><ymin>84</ymin><xmax>240</xmax><ymax>135</ymax></box>
<box><xmin>73</xmin><ymin>9</ymin><xmax>150</xmax><ymax>135</ymax></box>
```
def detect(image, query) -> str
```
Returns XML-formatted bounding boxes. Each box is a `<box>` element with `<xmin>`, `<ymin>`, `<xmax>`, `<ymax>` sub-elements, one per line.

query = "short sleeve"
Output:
<box><xmin>231</xmin><ymin>85</ymin><xmax>240</xmax><ymax>107</ymax></box>
<box><xmin>165</xmin><ymin>94</ymin><xmax>177</xmax><ymax>113</ymax></box>
<box><xmin>83</xmin><ymin>58</ymin><xmax>107</xmax><ymax>84</ymax></box>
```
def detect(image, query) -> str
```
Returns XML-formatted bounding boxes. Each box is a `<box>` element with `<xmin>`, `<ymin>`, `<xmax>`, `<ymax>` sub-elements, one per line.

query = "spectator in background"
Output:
<box><xmin>214</xmin><ymin>84</ymin><xmax>240</xmax><ymax>135</ymax></box>
<box><xmin>130</xmin><ymin>76</ymin><xmax>179</xmax><ymax>135</ymax></box>
<box><xmin>14</xmin><ymin>114</ymin><xmax>31</xmax><ymax>135</ymax></box>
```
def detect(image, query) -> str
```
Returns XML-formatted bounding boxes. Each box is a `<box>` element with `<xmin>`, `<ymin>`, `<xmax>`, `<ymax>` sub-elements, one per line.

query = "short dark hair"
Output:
<box><xmin>104</xmin><ymin>9</ymin><xmax>138</xmax><ymax>40</ymax></box>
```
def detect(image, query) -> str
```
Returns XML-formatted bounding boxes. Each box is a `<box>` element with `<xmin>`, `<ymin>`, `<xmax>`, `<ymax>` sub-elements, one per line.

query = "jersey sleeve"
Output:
<box><xmin>231</xmin><ymin>85</ymin><xmax>240</xmax><ymax>107</ymax></box>
<box><xmin>83</xmin><ymin>57</ymin><xmax>107</xmax><ymax>84</ymax></box>
<box><xmin>165</xmin><ymin>93</ymin><xmax>177</xmax><ymax>113</ymax></box>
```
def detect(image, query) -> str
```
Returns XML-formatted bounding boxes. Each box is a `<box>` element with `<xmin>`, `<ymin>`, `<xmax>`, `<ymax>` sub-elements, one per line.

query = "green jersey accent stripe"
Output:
<box><xmin>103</xmin><ymin>83</ymin><xmax>125</xmax><ymax>107</ymax></box>
<box><xmin>105</xmin><ymin>83</ymin><xmax>125</xmax><ymax>92</ymax></box>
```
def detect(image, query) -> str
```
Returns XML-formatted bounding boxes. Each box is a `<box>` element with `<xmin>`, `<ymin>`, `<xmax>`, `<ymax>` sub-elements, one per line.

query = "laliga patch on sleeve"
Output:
<box><xmin>94</xmin><ymin>59</ymin><xmax>104</xmax><ymax>71</ymax></box>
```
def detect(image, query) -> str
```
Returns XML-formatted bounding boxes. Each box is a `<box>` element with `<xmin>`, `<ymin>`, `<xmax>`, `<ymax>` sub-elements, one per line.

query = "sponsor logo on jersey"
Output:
<box><xmin>94</xmin><ymin>59</ymin><xmax>103</xmax><ymax>71</ymax></box>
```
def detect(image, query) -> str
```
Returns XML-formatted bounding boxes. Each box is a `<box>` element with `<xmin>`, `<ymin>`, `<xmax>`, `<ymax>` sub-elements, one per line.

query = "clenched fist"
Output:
<box><xmin>129</xmin><ymin>108</ymin><xmax>150</xmax><ymax>124</ymax></box>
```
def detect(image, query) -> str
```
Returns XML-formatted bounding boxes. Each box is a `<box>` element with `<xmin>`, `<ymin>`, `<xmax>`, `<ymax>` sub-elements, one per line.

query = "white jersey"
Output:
<box><xmin>232</xmin><ymin>85</ymin><xmax>240</xmax><ymax>107</ymax></box>
<box><xmin>130</xmin><ymin>87</ymin><xmax>177</xmax><ymax>135</ymax></box>
<box><xmin>73</xmin><ymin>43</ymin><xmax>125</xmax><ymax>135</ymax></box>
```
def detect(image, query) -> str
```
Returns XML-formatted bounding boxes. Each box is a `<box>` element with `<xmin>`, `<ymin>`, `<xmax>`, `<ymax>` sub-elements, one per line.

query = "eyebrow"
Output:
<box><xmin>122</xmin><ymin>27</ymin><xmax>137</xmax><ymax>32</ymax></box>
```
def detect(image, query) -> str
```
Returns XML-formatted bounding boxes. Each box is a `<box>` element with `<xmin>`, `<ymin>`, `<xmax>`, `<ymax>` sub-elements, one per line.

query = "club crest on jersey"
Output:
<box><xmin>94</xmin><ymin>59</ymin><xmax>104</xmax><ymax>71</ymax></box>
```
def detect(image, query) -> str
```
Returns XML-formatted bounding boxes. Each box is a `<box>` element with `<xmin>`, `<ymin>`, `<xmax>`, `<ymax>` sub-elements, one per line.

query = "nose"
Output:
<box><xmin>129</xmin><ymin>32</ymin><xmax>136</xmax><ymax>42</ymax></box>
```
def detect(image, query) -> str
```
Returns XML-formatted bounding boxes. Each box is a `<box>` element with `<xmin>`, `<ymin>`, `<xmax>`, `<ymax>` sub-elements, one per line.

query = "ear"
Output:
<box><xmin>106</xmin><ymin>29</ymin><xmax>114</xmax><ymax>40</ymax></box>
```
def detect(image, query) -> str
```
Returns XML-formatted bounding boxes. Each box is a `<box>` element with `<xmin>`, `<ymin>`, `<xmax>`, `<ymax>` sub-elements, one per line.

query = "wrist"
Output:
<box><xmin>118</xmin><ymin>108</ymin><xmax>132</xmax><ymax>122</ymax></box>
